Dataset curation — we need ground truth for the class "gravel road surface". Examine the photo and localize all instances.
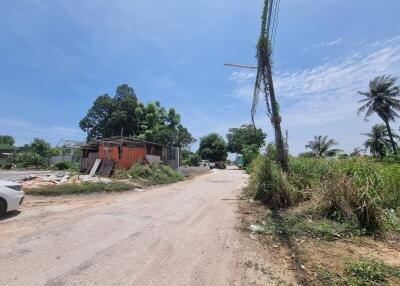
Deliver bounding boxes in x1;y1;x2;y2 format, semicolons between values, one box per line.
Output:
0;169;296;286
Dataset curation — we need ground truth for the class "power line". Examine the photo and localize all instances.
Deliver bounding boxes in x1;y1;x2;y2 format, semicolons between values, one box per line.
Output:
266;0;274;39
271;0;281;49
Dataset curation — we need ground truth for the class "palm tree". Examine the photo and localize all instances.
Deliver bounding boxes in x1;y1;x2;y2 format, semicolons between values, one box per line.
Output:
305;135;342;158
363;124;398;158
358;75;400;153
350;147;363;157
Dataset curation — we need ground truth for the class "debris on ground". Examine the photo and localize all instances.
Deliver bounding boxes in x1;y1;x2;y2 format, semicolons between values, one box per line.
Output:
21;172;112;189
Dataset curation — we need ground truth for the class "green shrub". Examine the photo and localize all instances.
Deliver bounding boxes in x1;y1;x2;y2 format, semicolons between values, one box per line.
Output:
129;162;183;185
247;156;292;209
25;182;133;196
8;152;48;168
113;169;130;179
55;161;71;170
187;153;201;166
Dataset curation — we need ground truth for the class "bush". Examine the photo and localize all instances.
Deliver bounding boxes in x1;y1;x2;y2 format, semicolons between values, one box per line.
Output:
187;153;201;166
129;162;183;185
246;156;292;209
55;161;71;170
113;169;130;179
8;152;47;168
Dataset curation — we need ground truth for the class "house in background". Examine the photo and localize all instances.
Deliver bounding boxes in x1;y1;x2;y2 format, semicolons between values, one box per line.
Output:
80;136;179;177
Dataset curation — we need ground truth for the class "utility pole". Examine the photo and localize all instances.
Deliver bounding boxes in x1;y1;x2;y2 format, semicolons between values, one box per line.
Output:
225;0;288;172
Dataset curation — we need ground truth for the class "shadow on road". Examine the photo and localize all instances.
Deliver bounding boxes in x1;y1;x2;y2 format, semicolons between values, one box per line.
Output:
0;210;21;221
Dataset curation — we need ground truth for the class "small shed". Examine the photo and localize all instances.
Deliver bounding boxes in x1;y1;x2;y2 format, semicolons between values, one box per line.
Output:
80;137;178;176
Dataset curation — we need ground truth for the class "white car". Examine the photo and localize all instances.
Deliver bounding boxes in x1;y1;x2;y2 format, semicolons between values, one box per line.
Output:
0;180;24;217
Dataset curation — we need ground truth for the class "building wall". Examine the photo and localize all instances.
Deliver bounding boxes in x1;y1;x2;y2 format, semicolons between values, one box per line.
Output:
98;144;147;170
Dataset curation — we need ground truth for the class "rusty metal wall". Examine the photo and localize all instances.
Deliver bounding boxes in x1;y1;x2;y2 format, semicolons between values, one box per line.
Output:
116;146;146;170
99;144;119;161
97;143;147;170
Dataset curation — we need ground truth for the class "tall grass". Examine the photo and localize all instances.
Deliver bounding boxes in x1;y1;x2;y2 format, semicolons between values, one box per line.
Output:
246;156;292;209
248;155;400;235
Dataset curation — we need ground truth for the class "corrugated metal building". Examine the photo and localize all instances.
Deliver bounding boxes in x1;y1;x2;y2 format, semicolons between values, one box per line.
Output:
80;137;178;176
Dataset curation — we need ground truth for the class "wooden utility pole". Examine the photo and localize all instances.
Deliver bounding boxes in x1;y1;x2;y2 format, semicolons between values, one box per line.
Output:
225;0;288;172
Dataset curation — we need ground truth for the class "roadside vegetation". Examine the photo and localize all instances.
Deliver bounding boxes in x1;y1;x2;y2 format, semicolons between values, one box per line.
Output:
113;161;183;185
243;154;400;284
242;74;400;286
25;182;134;196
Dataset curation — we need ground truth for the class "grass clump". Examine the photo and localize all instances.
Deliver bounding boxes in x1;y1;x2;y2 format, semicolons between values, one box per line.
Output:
113;169;130;179
129;162;183;185
25;182;133;196
257;210;362;239
246;156;292;209
316;171;384;235
344;257;400;285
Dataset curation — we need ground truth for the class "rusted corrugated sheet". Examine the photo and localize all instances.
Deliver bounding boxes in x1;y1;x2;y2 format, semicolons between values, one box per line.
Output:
116;146;146;170
99;144;119;161
97;143;147;170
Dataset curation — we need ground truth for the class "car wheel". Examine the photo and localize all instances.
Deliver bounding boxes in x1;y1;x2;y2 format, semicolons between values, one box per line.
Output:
0;199;6;217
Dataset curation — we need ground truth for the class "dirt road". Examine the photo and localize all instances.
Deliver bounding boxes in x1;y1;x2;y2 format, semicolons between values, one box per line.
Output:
0;169;296;286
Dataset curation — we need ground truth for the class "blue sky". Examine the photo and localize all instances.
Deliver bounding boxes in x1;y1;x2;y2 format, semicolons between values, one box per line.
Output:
1;0;400;154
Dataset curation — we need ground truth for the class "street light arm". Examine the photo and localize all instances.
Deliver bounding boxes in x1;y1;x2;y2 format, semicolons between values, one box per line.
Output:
224;63;258;69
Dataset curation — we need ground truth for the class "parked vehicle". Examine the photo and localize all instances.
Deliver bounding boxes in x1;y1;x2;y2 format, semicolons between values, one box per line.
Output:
234;155;245;169
0;180;24;217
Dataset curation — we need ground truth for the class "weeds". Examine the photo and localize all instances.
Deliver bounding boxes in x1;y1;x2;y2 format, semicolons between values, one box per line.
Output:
344;257;400;285
246;156;292;209
129;162;183;185
25;182;133;196
248;155;400;236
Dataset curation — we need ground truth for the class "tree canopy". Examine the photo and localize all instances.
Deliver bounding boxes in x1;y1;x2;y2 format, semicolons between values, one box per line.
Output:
80;84;195;150
305;135;342;157
198;133;227;162
358;75;400;153
226;124;266;154
0;135;15;148
363;124;398;158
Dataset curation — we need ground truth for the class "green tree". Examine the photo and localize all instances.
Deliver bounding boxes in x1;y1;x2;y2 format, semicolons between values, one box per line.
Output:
363;124;398;158
188;153;201;167
80;84;195;149
305;135;342;158
30;138;56;158
358;75;400;153
136;103;195;149
0;135;15;148
198;133;227;162
80;84;139;139
226;125;266;154
242;144;260;167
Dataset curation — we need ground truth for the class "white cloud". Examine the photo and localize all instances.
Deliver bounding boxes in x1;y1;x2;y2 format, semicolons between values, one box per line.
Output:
314;38;343;48
229;36;400;154
231;36;400;126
